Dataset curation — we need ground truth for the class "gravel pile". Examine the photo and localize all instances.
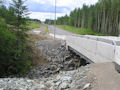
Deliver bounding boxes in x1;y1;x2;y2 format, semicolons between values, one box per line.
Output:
0;65;94;90
27;40;88;79
36;40;68;63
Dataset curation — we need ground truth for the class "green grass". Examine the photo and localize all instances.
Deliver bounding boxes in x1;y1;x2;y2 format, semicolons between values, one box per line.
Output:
57;25;108;36
46;26;49;33
26;21;41;29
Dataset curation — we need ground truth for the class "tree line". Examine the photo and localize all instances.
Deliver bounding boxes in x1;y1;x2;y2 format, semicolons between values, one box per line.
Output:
56;0;120;36
45;19;54;25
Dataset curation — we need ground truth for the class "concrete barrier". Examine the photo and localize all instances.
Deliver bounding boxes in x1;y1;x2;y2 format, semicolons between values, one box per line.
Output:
66;35;120;63
115;46;120;65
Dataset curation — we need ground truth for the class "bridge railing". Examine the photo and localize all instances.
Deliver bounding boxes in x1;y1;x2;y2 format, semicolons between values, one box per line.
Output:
66;35;120;64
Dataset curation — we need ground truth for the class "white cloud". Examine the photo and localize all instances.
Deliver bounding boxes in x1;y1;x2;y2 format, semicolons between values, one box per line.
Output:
29;12;67;21
31;0;98;8
28;0;98;21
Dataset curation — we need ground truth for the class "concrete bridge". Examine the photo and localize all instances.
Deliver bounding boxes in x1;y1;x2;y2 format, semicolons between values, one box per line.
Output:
49;26;120;71
66;35;120;64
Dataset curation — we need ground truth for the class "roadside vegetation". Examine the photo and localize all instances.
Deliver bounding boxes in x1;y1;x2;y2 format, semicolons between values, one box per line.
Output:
57;25;108;36
26;21;41;29
46;26;49;33
0;18;32;77
0;0;41;77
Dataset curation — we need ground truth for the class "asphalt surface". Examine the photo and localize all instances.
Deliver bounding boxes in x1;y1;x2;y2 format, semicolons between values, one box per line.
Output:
48;25;75;36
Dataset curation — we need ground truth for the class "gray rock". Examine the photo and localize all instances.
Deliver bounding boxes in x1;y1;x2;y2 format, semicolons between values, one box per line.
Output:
55;81;61;86
49;86;57;90
39;84;46;89
61;76;72;83
59;81;70;89
83;83;91;90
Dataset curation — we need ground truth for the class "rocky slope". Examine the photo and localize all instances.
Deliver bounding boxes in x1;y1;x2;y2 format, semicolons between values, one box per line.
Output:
0;27;95;90
0;65;95;90
27;40;89;79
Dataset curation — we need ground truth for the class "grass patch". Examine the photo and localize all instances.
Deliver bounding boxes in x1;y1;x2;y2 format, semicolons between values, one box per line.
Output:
26;21;41;29
46;26;49;33
57;25;108;36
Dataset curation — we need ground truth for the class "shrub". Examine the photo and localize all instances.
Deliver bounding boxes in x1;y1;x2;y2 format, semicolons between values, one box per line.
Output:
0;17;6;28
46;26;49;33
0;18;32;77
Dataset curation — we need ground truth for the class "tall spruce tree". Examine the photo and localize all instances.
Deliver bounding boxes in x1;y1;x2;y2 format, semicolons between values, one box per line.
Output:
11;0;28;28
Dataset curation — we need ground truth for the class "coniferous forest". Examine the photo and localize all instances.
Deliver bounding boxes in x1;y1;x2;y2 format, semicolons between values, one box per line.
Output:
56;0;120;36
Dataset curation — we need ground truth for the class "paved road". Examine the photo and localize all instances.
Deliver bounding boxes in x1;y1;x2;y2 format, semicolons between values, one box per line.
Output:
48;26;75;36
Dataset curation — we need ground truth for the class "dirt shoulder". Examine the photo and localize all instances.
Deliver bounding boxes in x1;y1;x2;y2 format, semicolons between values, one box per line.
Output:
90;62;120;90
27;25;49;67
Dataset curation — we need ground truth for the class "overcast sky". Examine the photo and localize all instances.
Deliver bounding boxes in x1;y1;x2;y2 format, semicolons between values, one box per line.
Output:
17;0;98;21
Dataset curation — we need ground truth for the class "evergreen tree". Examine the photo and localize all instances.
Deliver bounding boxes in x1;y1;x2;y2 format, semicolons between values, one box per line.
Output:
11;0;29;28
56;0;120;36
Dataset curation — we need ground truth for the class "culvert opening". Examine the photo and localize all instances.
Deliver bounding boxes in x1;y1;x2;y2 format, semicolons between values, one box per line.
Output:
80;58;90;66
62;50;90;71
65;46;90;70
